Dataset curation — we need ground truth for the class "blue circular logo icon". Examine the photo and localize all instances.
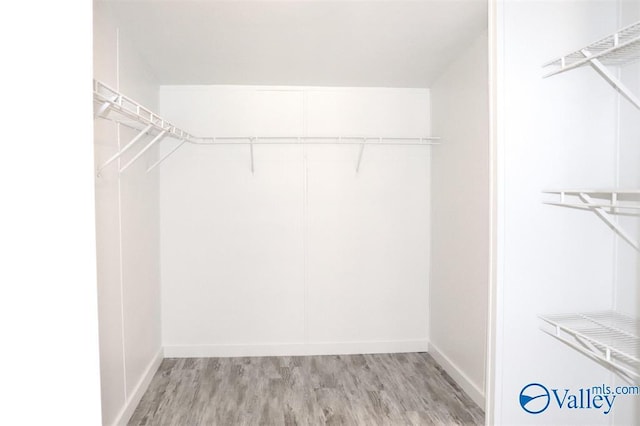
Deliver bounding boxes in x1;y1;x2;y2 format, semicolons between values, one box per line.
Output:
519;383;550;414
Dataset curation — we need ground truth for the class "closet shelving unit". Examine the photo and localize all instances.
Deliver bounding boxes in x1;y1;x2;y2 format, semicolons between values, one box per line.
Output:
93;79;440;175
543;20;640;110
540;312;640;381
540;21;640;382
543;189;640;252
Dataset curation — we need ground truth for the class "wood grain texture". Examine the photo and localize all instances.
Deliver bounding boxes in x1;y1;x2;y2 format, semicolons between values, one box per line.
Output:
129;353;484;426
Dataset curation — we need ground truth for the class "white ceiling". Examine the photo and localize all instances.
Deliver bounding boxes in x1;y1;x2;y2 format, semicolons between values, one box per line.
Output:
107;0;487;88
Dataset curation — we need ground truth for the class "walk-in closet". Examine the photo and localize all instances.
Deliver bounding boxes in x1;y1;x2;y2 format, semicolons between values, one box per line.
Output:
3;0;640;425
92;1;490;424
91;0;640;424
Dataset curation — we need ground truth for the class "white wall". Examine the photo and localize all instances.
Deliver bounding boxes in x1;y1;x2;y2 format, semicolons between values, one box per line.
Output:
612;2;640;424
493;1;637;424
430;30;489;409
614;0;640;324
94;2;163;425
0;0;102;424
159;86;431;356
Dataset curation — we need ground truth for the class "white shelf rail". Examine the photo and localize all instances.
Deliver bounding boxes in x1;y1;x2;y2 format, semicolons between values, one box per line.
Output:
93;79;440;175
543;189;640;252
543;20;640;110
540;311;640;382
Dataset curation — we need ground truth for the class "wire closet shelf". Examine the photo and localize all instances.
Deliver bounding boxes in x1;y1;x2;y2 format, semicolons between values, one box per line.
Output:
539;21;640;384
93;80;440;175
543;20;640;110
540;311;640;382
542;189;640;252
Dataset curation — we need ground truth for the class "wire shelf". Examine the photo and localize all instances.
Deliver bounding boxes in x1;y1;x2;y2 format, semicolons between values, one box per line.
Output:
94;80;197;143
540;311;640;381
542;189;640;252
93;79;440;174
542;21;640;110
543;189;640;212
544;21;640;76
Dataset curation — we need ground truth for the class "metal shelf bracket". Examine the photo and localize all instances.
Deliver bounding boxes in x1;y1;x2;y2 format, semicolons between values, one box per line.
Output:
540;311;640;383
96;123;153;177
583;51;640;110
146;139;187;173
94;94;118;119
355;138;366;173
543;189;640;252
543;20;640;111
250;137;255;174
120;130;167;174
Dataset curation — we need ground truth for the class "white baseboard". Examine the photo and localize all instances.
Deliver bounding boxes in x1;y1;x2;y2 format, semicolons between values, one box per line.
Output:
428;342;485;409
113;347;164;426
163;339;428;358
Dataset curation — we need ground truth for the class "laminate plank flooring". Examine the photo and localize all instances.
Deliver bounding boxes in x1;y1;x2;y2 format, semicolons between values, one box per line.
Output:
129;352;484;426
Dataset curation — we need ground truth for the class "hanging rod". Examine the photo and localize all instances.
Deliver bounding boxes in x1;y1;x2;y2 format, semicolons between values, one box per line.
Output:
189;136;440;145
100;117;439;146
93;79;440;175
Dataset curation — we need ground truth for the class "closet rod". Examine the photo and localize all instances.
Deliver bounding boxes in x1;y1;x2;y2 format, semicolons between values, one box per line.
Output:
189;136;440;145
94;79;440;174
102;118;440;145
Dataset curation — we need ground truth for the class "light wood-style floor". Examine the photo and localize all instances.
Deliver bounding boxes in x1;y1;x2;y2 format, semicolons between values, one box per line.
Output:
129;352;484;426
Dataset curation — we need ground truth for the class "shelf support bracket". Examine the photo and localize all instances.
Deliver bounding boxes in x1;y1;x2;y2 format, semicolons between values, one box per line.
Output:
94;97;116;119
579;192;640;251
541;328;640;383
120;130;167;173
250;138;255;174
582;50;640;110
146;139;187;173
356;138;366;173
97;124;153;176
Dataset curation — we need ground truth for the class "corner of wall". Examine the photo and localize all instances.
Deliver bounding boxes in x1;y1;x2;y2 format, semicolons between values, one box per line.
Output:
429;28;489;410
94;5;164;424
428;343;485;409
113;348;164;426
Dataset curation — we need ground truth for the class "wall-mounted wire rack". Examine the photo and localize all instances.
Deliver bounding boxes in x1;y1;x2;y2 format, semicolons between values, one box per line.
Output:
543;20;640;110
540;21;640;384
540;311;640;382
93;79;440;175
543;189;640;252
